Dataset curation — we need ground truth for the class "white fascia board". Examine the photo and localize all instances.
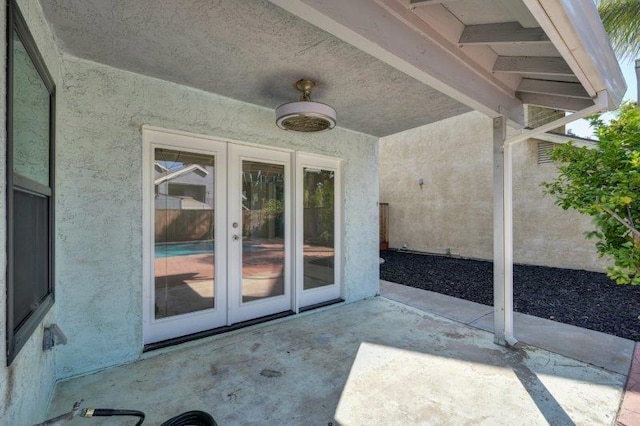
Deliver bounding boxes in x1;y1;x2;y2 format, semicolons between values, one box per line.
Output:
270;0;525;127
523;0;626;110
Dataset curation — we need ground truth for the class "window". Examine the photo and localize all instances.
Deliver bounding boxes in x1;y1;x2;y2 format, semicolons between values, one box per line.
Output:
6;1;56;364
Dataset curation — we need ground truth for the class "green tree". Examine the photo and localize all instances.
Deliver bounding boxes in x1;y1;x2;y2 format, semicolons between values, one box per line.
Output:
598;0;640;62
543;102;640;284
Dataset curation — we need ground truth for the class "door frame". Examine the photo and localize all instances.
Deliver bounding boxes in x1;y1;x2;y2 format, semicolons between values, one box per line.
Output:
227;143;294;324
295;153;343;308
142;126;343;345
142;127;228;344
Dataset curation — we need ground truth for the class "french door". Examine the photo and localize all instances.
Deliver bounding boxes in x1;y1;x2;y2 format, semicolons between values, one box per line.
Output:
228;144;292;324
143;128;340;345
143;129;291;343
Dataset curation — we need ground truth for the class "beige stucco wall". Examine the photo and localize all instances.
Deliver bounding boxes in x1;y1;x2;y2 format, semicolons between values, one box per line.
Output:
379;110;607;272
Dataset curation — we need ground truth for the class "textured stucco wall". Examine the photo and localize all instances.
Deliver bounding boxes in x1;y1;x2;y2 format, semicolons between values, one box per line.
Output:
54;56;378;379
0;1;61;425
379;110;606;272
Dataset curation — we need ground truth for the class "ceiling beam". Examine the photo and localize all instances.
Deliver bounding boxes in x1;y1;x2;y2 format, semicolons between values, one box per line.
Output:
517;79;590;99
270;0;524;126
497;0;539;28
409;0;456;5
522;0;625;110
459;22;549;45
494;56;574;76
517;92;594;111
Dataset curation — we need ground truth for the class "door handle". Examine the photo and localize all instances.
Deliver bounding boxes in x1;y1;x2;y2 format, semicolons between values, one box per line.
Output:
232;235;241;242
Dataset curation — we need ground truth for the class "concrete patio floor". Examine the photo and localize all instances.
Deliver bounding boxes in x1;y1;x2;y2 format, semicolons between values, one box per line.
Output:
46;286;632;425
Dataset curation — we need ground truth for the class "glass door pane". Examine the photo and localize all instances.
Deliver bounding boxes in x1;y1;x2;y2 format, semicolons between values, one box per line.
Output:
228;144;291;324
241;161;285;302
302;168;335;290
154;148;216;318
297;153;341;308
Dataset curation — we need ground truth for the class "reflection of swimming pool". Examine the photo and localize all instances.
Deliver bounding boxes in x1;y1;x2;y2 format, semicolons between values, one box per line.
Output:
155;241;214;258
154;241;261;258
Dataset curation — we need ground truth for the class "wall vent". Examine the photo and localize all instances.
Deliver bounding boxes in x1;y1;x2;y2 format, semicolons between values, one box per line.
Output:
537;141;555;165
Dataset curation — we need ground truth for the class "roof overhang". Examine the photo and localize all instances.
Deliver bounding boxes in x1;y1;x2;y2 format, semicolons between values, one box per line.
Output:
523;0;626;110
534;131;598;149
271;0;626;127
154;164;209;186
39;0;625;134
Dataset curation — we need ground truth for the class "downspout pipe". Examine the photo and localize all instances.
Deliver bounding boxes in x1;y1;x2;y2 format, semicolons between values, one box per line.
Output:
636;59;640;105
497;91;608;347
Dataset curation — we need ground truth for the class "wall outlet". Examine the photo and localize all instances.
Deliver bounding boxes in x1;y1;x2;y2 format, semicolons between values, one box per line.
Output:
401;243;408;249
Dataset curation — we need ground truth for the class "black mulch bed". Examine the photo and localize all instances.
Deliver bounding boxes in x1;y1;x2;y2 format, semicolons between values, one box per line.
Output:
380;250;640;341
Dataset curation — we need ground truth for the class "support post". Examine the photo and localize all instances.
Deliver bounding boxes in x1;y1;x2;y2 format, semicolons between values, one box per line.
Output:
493;116;516;346
491;91;608;347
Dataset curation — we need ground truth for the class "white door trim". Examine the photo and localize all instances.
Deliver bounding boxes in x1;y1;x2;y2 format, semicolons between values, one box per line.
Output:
142;128;228;344
227;144;294;324
296;153;343;308
142;126;343;344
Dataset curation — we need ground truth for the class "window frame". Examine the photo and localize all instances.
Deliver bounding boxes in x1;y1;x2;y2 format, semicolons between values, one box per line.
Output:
6;0;56;364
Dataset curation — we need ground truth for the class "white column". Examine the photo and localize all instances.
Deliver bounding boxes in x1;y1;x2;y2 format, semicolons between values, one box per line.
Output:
493;116;516;346
493;91;608;347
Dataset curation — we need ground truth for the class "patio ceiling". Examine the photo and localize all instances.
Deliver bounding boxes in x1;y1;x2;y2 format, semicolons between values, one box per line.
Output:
38;0;471;137
273;0;626;126
39;0;624;137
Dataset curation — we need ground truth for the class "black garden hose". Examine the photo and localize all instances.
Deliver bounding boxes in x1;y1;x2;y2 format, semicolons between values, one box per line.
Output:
161;410;217;426
83;408;145;426
39;401;216;426
81;406;215;425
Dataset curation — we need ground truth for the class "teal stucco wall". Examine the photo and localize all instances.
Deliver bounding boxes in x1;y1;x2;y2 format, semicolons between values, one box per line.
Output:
1;1;380;423
0;1;62;424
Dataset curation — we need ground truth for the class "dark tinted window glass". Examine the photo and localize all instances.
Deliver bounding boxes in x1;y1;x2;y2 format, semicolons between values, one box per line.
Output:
12;190;49;329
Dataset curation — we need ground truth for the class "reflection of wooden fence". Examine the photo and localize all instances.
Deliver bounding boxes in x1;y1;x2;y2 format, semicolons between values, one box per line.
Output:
379;203;389;251
155;210;213;242
243;210;283;238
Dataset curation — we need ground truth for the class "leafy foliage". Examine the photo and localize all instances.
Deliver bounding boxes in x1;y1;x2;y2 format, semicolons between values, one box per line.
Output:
262;199;284;217
543;102;640;284
598;0;640;62
303;170;335;246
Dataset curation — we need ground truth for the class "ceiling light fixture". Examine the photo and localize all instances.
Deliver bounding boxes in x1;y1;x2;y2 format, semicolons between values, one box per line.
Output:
276;79;336;132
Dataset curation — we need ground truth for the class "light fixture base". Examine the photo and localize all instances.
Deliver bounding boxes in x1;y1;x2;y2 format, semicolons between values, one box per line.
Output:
295;79;316;101
276;79;336;132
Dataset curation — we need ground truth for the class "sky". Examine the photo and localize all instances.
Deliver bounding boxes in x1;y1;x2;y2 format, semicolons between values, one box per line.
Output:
566;60;638;138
